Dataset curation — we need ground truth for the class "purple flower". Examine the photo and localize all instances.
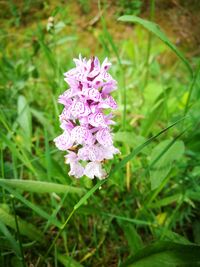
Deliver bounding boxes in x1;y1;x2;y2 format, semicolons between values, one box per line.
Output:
54;130;73;151
54;55;120;179
84;162;107;180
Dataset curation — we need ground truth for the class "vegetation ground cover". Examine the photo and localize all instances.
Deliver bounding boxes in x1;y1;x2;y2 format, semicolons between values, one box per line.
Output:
0;1;200;266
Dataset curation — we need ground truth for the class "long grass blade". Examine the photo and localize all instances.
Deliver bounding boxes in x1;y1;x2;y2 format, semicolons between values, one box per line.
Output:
0;179;85;195
118;15;193;76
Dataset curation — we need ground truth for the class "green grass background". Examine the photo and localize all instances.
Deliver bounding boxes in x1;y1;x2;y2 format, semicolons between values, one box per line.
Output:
0;0;200;266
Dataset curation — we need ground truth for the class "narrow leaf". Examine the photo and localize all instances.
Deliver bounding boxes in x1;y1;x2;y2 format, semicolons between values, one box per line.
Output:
57;253;83;267
110;118;184;175
118;221;143;255
0;183;62;228
0;179;85;195
149;140;185;189
118;15;193;76
121;241;200;267
17;95;32;145
0;207;43;242
0;221;21;256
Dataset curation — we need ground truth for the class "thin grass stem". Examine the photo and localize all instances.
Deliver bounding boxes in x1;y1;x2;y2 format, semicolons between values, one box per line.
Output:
184;60;200;116
11;195;26;267
144;0;155;88
44;208;75;260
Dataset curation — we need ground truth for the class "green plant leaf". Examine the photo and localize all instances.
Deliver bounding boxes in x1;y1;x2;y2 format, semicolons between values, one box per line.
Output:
0;179;85;195
17;95;32;146
118;221;143;255
0;221;21;256
30;108;54;136
141;87;172;136
149;193;181;208
118;15;193;76
193;221;200;245
114;132;145;148
111;119;184;176
0;183;62;228
154;228;192;245
121;241;200;267
149;140;185;190
0;207;43;242
57;253;83;267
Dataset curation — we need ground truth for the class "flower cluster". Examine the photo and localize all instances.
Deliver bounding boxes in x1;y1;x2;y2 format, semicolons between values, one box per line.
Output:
54;55;119;179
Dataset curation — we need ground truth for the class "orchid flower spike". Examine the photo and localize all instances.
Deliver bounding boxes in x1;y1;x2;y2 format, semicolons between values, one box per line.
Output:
54;55;120;179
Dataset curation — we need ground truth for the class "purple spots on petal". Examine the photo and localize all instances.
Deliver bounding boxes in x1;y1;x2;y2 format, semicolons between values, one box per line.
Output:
54;55;119;179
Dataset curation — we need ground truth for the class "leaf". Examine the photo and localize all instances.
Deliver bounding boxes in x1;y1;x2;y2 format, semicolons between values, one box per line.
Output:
154;228;192;245
100;13;121;65
114;132;145;148
149;194;181;208
149;140;185;190
57;253;83;267
0;221;21;256
49;36;78;47
184;60;200;115
141;87;172;136
191;166;200;177
118;221;143;255
187;191;200;201
111;119;184;176
114;132;136;147
11;256;24;267
121;241;200;267
37;25;57;71
103;212;155;227
0;131;36;175
193;221;200;245
30;108;54;135
118;15;193;76
17;95;32;143
0;207;43;242
0;183;62;228
74;180;103;210
0;179;85;195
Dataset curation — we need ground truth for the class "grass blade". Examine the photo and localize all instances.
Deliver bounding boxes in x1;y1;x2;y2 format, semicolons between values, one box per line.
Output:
0;207;43;242
118;15;193;76
0;179;85;195
0;183;62;228
110;118;184;175
11;196;26;267
0;221;21;256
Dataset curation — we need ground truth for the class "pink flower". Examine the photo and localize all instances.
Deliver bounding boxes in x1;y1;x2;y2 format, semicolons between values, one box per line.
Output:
71;126;95;145
54;130;73;151
96;128;113;146
54;55;120;179
84;162;107;180
70;100;91;118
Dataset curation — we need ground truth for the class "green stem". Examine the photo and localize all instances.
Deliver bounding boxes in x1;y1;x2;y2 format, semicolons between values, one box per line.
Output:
184;61;200;116
43;180;105;262
1;149;5;202
144;0;155;88
98;0;126;129
44;208;75;260
161;195;183;239
11;196;26;267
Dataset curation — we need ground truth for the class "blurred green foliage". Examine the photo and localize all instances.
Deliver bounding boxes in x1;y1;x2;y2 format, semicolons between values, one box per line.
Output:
0;0;200;266
117;0;142;15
